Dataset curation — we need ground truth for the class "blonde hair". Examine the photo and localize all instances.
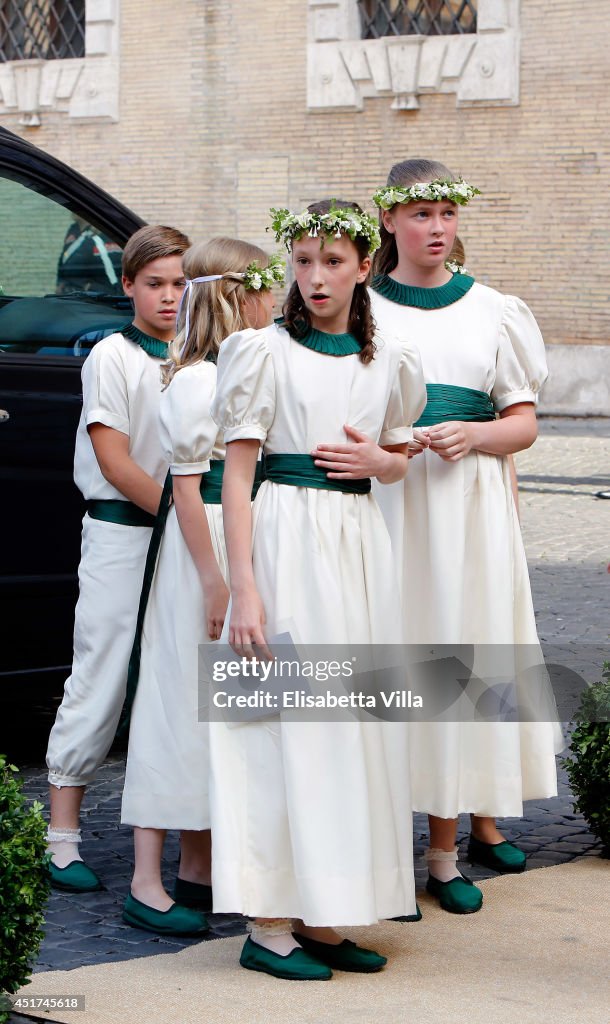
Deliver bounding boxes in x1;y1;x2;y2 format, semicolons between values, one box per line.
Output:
162;237;270;386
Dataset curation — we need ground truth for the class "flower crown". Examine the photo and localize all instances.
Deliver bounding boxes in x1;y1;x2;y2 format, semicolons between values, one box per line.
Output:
445;260;470;276
372;178;480;210
269;204;381;254
242;253;285;290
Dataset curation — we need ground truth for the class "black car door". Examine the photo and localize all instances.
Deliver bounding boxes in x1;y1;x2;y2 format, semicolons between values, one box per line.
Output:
0;127;145;699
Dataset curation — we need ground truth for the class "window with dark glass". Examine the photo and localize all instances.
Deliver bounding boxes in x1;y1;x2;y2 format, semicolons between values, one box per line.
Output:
358;0;477;38
0;0;85;62
0;172;126;356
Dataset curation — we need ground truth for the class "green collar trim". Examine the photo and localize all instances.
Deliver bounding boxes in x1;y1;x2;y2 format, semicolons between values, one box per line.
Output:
371;272;475;309
278;320;361;356
121;322;169;358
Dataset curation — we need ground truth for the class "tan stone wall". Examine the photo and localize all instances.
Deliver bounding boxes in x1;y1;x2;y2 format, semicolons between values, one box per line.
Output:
4;0;609;346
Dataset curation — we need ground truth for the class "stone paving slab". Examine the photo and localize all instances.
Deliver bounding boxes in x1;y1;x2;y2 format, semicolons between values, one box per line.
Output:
5;418;608;982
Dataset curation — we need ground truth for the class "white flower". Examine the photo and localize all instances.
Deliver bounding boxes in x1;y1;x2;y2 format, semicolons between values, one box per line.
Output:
373;177;480;210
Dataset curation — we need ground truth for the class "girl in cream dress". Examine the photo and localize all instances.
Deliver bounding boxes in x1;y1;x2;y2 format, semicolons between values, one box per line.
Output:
360;160;561;914
209;201;426;981
120;238;278;935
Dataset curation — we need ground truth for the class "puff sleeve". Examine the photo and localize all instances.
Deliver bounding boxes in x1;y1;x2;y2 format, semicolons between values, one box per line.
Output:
379;340;427;446
491;296;548;412
82;335;130;434
159;362;218;475
211;328;276;443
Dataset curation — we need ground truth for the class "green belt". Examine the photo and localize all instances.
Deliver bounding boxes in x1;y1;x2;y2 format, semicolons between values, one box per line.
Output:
200;459;224;504
263;453;371;495
117;459;263;736
200;459;264;503
86;499;156;528
414;383;496;428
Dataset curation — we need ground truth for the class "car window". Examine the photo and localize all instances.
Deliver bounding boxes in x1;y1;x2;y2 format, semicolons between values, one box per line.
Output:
0;173;130;357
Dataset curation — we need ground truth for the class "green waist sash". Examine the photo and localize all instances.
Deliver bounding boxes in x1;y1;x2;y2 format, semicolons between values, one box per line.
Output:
263;453;371;495
415;383;496;428
200;459;224;504
200;459;264;503
117;459;263;736
86;499;156;528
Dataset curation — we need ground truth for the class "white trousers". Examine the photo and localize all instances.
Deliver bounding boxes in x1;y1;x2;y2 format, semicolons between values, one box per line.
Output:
46;514;152;787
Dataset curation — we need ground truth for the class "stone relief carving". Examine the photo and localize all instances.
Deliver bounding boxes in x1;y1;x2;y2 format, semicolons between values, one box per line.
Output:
0;0;120;124
307;0;519;110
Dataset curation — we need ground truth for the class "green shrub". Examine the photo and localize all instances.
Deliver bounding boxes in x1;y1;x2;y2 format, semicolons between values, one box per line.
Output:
563;663;610;856
0;755;49;1019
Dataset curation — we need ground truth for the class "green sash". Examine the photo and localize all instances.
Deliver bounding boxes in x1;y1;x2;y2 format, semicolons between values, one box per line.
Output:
200;459;224;504
263;453;371;495
415;383;496;428
86;499;156;528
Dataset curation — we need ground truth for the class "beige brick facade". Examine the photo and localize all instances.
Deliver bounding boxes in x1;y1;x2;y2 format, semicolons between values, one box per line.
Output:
2;0;609;403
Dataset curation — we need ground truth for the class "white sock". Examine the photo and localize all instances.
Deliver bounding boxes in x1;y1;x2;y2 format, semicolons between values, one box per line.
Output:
425;846;461;883
47;827;83;868
249;919;300;957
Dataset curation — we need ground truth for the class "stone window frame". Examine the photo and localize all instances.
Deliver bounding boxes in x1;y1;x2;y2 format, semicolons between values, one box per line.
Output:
0;0;120;125
307;0;520;111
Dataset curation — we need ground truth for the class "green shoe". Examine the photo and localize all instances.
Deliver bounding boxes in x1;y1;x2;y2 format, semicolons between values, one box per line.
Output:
239;936;332;981
48;859;103;893
426;872;483;914
391;902;422;923
122;892;209;936
173;876;213;912
467;835;526;873
293;934;387;973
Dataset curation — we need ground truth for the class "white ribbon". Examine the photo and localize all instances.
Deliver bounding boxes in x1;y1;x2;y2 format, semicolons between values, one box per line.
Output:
178;275;225;357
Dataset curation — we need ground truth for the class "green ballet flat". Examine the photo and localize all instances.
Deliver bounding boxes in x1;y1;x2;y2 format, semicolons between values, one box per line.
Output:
467;835;527;873
391;903;422;923
293;934;387;973
48;859;103;893
122;892;209;936
173;876;213;912
239;936;332;981
426;872;483;914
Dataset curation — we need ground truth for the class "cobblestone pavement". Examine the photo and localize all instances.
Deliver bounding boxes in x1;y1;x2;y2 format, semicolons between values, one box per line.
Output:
9;418;610;981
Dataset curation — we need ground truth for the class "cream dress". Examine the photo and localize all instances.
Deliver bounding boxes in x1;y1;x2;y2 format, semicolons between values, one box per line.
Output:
370;278;563;818
208;322;426;926
121;360;227;831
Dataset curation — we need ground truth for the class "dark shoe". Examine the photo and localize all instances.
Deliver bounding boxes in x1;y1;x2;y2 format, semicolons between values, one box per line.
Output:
391;902;422;923
122;892;209;935
426;872;483;914
48;859;103;893
468;834;526;873
173;876;213;912
239;936;332;980
293;934;387;973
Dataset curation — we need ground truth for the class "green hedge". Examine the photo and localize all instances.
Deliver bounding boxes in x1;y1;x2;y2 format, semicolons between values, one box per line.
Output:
563;662;610;856
0;755;49;1020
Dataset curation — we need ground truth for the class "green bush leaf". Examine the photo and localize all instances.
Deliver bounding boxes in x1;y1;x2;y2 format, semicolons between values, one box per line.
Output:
562;662;610;854
0;754;49;999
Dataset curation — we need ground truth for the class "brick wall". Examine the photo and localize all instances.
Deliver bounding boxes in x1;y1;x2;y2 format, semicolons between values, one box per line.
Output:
4;0;609;347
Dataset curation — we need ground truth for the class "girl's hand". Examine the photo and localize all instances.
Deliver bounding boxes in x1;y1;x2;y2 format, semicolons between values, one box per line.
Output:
312;424;391;479
229;586;272;660
426;421;477;462
408;428;430;458
202;571;230;640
